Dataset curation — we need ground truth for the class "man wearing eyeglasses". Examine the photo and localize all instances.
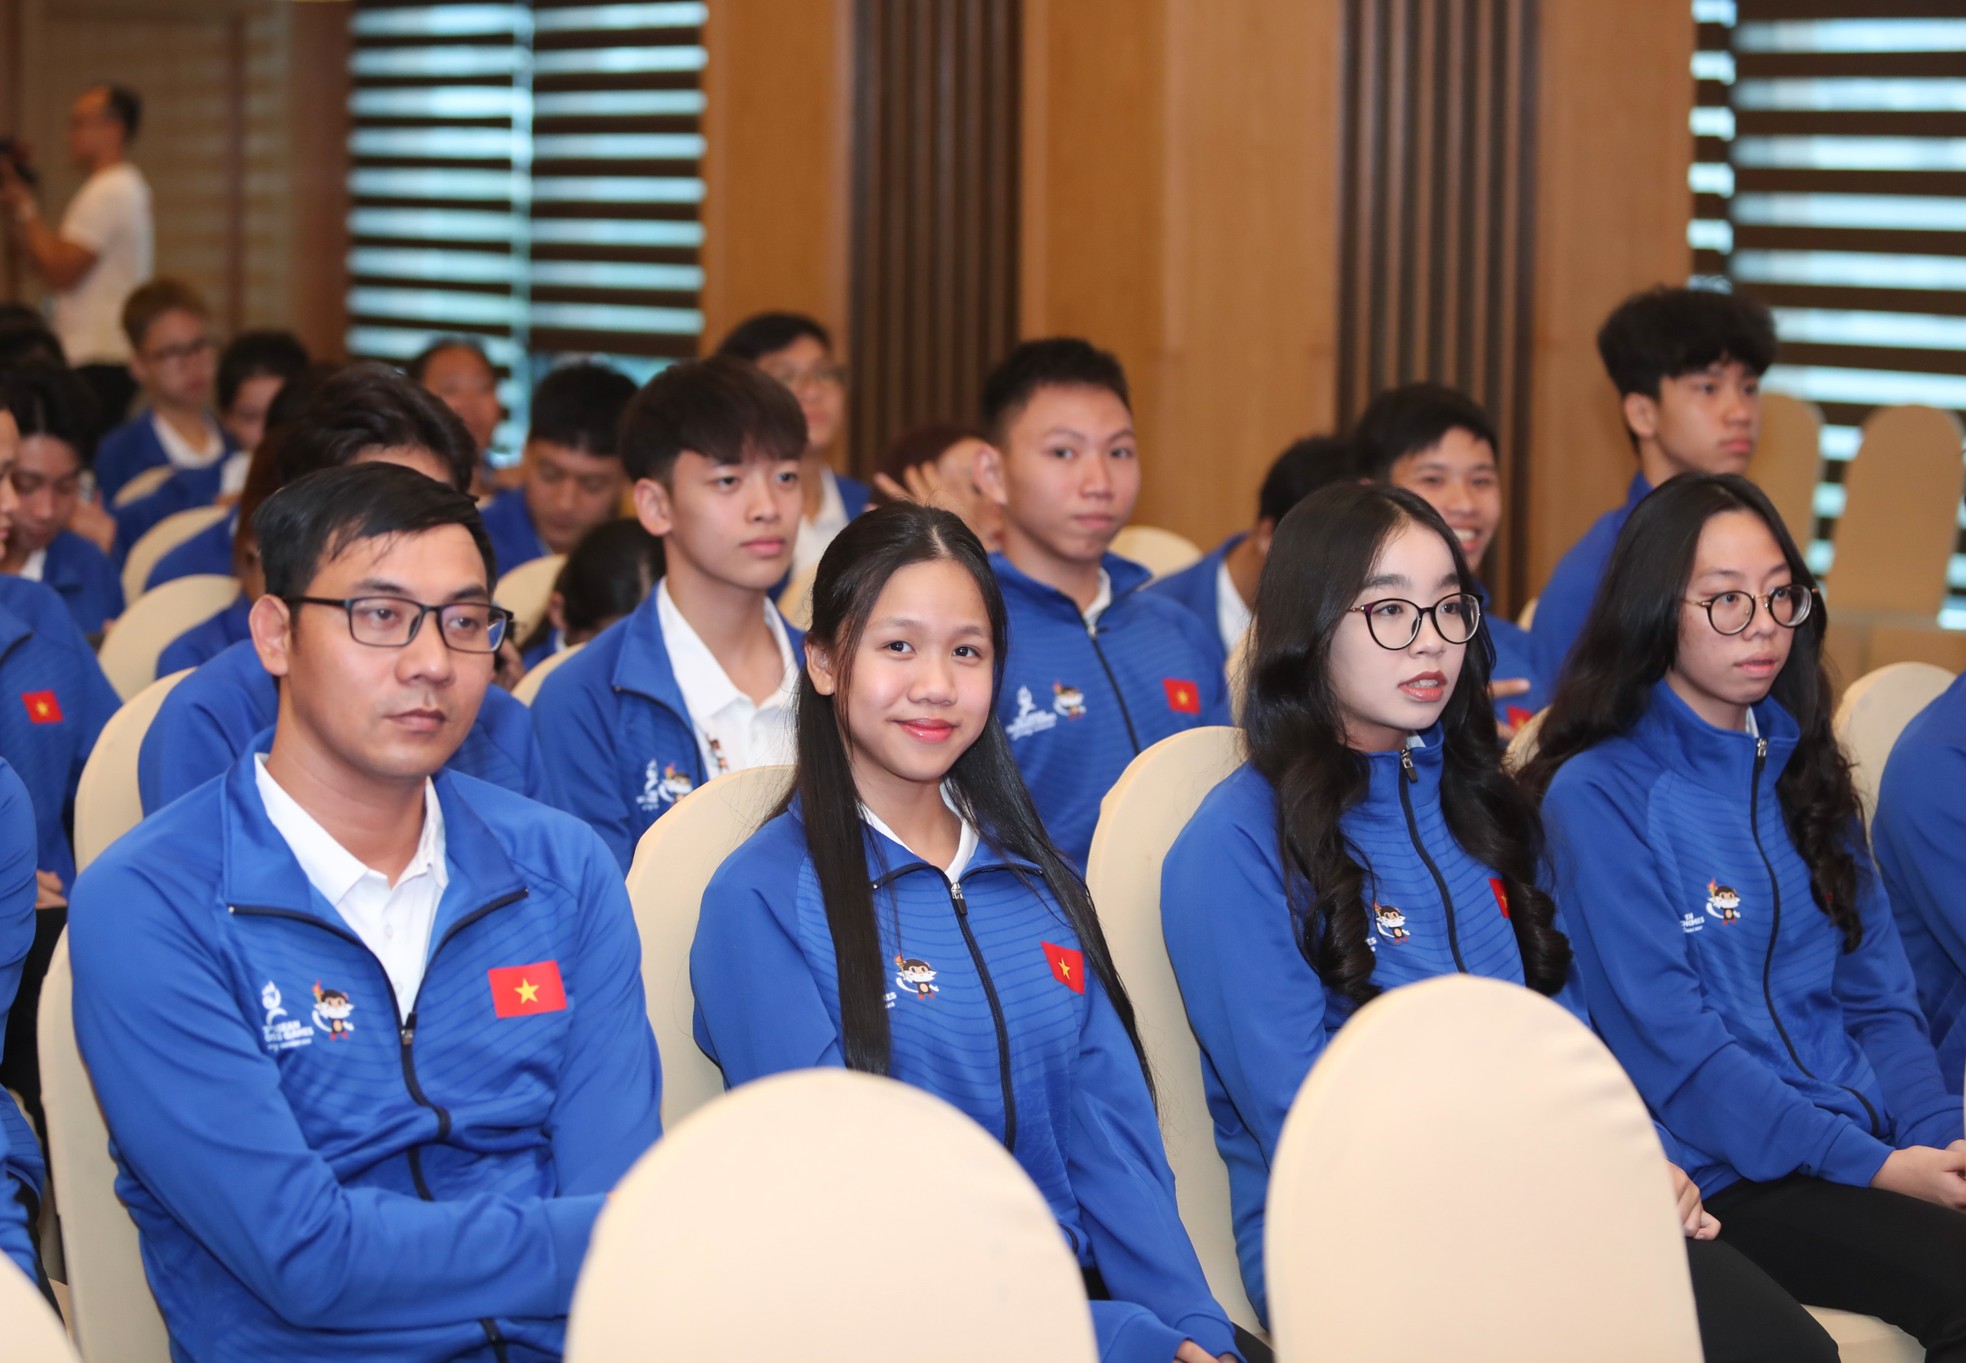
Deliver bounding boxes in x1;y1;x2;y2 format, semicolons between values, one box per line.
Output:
69;461;664;1363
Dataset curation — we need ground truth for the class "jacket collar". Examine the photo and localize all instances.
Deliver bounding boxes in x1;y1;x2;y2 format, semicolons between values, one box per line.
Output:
784;796;1044;883
1625;471;1653;510
609;590;806;713
1632;678;1799;796
1354;726;1446;821
988;550;1154;623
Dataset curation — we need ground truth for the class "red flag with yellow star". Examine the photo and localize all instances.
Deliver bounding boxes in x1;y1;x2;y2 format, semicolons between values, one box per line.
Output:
1162;678;1200;714
20;691;60;725
1041;940;1085;994
487;960;566;1018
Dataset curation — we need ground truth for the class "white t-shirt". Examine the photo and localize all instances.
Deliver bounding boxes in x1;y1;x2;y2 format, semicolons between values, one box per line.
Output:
52;162;153;365
656;580;800;777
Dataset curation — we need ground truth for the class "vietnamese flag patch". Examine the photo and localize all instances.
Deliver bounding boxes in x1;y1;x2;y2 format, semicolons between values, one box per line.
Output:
1505;704;1534;729
1041;941;1086;994
1490;878;1510;919
488;960;567;1018
20;691;60;725
1163;678;1201;714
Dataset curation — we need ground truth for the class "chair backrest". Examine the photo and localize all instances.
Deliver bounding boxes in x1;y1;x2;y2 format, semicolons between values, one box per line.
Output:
1515;595;1538;630
1833;660;1955;824
109;464;174;510
1748;391;1825;546
1831;404;1966;616
566;1069;1097;1363
95;575;239;702
1267;974;1701;1362
1225;626;1252;726
776;562;820;632
1111;524;1204;578
624;764;793;1130
0;1228;81;1362
74;669;190;871
120;505;230;604
510;641;586;707
1083;726;1260;1334
492;553;565;642
40;936;173;1363
1502;705;1548;775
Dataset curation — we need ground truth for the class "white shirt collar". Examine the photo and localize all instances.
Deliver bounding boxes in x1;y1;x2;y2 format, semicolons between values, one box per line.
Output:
1214;557;1252;654
1744;707;1760;739
791;467;850;574
151;409;226;470
1083;568;1114;627
862;785;979;881
17;548;46;582
253;755;447;901
657;579;798;718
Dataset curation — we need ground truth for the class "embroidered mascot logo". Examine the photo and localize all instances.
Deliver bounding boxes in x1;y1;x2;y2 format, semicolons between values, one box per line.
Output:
894;955;938;1000
1051;682;1087;719
1005;685;1059;741
1373;902;1412;945
635;760;694;812
260;981;313;1052
1706;880;1743;924
311;982;355;1040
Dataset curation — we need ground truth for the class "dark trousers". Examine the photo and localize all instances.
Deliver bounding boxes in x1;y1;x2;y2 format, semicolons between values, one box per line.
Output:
74;362;135;430
1687;1234;1837;1363
0;906;64;1142
1707;1174;1966;1362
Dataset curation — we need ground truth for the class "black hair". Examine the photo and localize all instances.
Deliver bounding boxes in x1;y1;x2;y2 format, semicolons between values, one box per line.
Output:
276;362;475;492
255;461;496;601
714;311;832;362
405;336;495;384
515;518;662;655
0;315;62;369
1;360;100;464
1519;473;1862;948
1349;383;1500;483
1597;285;1777;401
217;330;309;414
978;338;1130;447
616;355;806;484
873;423;986;503
1244;482;1571;1004
790;501;1152;1086
99;85;141;141
527;361;637;456
232;362;346;565
1258;434;1354;527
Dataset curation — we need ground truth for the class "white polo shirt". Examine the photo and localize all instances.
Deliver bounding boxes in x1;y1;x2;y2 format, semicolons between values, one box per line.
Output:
52;162;152;365
656;579;799;777
1214;558;1253;655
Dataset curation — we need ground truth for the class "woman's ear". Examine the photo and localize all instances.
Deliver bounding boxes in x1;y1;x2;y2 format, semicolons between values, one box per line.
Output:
806;640;838;696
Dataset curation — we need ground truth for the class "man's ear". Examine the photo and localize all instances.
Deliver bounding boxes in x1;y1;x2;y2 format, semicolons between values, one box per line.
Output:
1252;516;1277;557
249;594;295;680
806;640;838;697
1622;391;1661;444
973;443;1009;509
632;476;674;537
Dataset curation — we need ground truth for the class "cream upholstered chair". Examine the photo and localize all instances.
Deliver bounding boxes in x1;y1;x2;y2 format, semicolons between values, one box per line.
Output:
566;1069;1097;1363
1111;524;1205;578
108;463;174;510
1831;405;1966;617
0;1233;81;1361
1266;974;1702;1361
74;669;190;870
1515;595;1538;630
492;553;565;642
1225;627;1252;726
1084;725;1260;1335
119;505;229;604
1748;391;1825;546
624;764;792;1130
1502;705;1548;774
95;576;239;702
1833;661;1954;825
1804;1309;1919;1363
776;561;820;631
39;936;172;1363
510;640;586;707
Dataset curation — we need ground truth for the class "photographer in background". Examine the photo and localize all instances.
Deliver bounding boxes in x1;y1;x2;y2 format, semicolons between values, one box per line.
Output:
0;85;153;423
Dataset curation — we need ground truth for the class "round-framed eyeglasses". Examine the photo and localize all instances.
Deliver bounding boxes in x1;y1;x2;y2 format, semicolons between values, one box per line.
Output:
1682;585;1814;637
1346;592;1484;650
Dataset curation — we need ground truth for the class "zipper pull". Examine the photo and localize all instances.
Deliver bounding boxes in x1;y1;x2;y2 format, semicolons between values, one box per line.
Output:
950;882;968;915
400;1010;416;1047
1755;737;1768;760
1399;747;1418;783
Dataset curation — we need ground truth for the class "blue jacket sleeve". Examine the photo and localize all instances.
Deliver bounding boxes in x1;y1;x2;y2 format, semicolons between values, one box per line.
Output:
0;762;45;1208
70;860;605;1330
1162;604;1232;726
0;1119;34;1280
532;660;638;873
544;834;664;1191
1544;765;1895;1190
138;687;249;815
1835;862;1958;1149
1874;740;1966;1023
1069;970;1239;1363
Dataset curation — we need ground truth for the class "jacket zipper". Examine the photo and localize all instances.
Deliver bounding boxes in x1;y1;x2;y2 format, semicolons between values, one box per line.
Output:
1085;620;1143;754
1745;738;1880;1135
947;879;1019;1152
1398;748;1467;972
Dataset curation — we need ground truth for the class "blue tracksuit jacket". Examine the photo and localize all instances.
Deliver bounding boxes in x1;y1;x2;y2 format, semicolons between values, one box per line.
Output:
69;761;664;1362
138;639;548;815
157;595;251;678
111;463;225;565
1143;533;1239;664
692;806;1239;1363
1543;682;1956;1197
480;488;547;577
531;592;804;873
0;575;119;889
1531;471;1650;681
1162;734;1585;1325
1486;614;1548;728
0;760;44;1278
93;413;236;505
36;529;124;637
144;508;237;591
1872;669;1966;1092
992;553;1229;867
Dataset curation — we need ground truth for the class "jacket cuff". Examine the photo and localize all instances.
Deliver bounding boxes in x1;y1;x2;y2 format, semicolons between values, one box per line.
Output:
1813;1121;1894;1189
1091;1298;1188;1363
542;1193;608;1308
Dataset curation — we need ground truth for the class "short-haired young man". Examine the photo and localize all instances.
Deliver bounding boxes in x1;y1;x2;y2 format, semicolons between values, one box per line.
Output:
1145;434;1352;662
0;361;123;636
533;355;807;871
974;337;1229;867
1532;285;1775;678
139;364;546;812
92;277;231;504
71;462;663;1363
479;361;636;572
1351;381;1545;733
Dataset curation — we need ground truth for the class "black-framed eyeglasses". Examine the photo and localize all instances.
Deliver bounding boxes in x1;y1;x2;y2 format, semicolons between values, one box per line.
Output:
1683;585;1815;637
1346;592;1484;650
287;596;512;654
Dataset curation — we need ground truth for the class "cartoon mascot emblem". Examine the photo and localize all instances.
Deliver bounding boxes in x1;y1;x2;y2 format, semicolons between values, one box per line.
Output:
311;982;355;1039
894;955;938;1000
1706;881;1742;924
637;760;694;811
1372;902;1411;944
1052;683;1087;719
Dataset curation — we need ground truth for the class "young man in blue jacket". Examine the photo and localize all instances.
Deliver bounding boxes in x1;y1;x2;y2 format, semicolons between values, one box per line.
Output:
70;462;664;1363
974;338;1229;867
0;361;122;636
533;356;808;872
1532;286;1774;680
479;361;636;576
138;364;545;813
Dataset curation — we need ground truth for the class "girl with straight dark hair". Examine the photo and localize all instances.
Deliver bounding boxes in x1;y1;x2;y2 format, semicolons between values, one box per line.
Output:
691;502;1246;1363
1526;473;1966;1353
1164;481;1835;1360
